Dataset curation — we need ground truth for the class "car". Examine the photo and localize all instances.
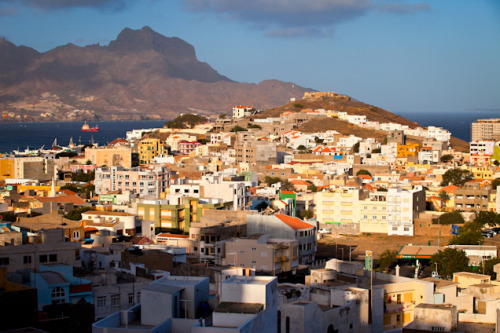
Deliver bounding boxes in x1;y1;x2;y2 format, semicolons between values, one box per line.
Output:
318;228;331;234
482;230;494;238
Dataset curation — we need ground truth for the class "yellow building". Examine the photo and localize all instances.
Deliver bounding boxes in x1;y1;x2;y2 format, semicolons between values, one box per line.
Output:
471;166;494;180
0;158;14;180
138;138;167;166
85;146;132;168
397;143;420;157
359;192;388;234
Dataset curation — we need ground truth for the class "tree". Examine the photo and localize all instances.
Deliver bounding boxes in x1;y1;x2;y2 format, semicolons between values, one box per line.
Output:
449;221;483;245
64;207;93;221
230;126;248;132
438;190;450;211
314;137;324;144
218;114;226;119
356;169;372;177
307;183;318;192
440;154;454;163
61;184;79;193
483;257;500;279
474;211;500;228
297;145;307;151
255;201;269;212
352;142;360;153
372;148;381;154
247;124;262;129
300;209;314;220
433;211;464;225
430;248;470;278
293;103;304;109
165;114;207;129
378;250;398;272
440;169;472;186
491;178;500;190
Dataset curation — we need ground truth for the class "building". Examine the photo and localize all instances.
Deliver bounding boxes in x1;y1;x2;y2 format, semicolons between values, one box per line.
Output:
315;186;365;234
397;143;420;157
454;182;491;212
471;118;500;141
94;165;170;197
81;210;154;239
92;275;278;333
10;264;93;311
219;234;298;275
247;214;316;265
403;304;458;333
387;185;426;236
137;197;231;232
178;141;201;155
0;228;81;273
233;105;253;119
85;146;132;169
235;141;277;167
138;138;168;165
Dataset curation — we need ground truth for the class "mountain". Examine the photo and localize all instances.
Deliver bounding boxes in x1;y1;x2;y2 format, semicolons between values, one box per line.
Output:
0;27;309;121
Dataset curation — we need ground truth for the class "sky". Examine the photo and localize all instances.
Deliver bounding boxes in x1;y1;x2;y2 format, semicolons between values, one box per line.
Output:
0;0;499;114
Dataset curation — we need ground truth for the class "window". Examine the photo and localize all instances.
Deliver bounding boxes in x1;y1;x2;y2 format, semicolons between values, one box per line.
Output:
72;230;80;240
0;257;9;266
39;255;48;263
96;296;106;308
52;287;65;304
128;293;134;304
137;292;140;303
111;294;120;307
49;254;57;262
23;256;32;264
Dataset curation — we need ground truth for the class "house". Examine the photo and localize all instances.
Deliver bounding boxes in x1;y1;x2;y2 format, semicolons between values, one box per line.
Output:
247;214;316;265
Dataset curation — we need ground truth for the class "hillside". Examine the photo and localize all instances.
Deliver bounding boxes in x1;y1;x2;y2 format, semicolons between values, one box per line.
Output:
0;27;310;122
262;93;469;151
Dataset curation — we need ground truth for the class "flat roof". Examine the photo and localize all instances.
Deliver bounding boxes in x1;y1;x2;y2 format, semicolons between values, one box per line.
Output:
215;302;263;314
143;283;184;295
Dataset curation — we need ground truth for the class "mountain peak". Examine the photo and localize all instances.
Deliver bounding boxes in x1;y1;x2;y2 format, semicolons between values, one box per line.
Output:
109;26;196;59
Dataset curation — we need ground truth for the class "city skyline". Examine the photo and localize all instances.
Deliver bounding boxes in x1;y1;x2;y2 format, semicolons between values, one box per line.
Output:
0;0;499;114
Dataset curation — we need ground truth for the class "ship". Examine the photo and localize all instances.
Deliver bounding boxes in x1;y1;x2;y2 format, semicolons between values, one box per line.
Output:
82;122;99;132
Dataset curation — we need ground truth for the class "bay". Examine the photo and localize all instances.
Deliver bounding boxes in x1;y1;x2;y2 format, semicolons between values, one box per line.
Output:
0;120;166;154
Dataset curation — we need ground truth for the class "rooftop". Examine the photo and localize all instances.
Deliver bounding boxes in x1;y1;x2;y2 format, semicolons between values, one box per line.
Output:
275;214;314;231
215;302;263;314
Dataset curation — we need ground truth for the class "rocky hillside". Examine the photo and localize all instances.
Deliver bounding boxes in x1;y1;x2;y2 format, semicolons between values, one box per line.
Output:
0;27;309;121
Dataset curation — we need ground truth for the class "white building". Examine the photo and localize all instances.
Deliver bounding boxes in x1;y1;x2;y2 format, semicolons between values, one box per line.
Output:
470;140;495;155
232;105;253;119
387;186;426;236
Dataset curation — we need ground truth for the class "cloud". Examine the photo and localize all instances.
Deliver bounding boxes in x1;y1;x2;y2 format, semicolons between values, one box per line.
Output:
0;0;134;11
183;0;430;37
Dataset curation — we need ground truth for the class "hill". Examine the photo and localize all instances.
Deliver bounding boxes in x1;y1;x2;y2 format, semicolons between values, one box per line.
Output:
0;27;309;122
261;93;469;151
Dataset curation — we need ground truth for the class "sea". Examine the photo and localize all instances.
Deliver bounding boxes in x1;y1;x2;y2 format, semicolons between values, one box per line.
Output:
0;120;166;154
0;111;499;154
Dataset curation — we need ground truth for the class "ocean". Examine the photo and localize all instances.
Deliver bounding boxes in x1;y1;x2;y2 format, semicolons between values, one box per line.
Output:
0;111;498;154
396;110;500;142
0;120;166;154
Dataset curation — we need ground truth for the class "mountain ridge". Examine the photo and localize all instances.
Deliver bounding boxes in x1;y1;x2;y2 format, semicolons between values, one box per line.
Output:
0;26;308;121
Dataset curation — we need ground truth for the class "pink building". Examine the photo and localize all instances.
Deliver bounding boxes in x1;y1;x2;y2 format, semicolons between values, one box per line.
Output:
178;141;201;155
95;165;170;197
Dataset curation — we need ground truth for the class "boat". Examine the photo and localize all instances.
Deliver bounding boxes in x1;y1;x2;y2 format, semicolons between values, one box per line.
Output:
82;122;99;132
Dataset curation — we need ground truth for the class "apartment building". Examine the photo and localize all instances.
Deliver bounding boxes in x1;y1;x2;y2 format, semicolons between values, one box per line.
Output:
454;182;491;212
233;105;253;118
471;118;500;141
235;141;277;166
138;138;168;165
470;140;495;155
359;191;389;234
387;186;426;236
397;143;420;157
314;186;365;234
94;164;169;197
247;214;316;265
219;234;298;274
137;197;230;232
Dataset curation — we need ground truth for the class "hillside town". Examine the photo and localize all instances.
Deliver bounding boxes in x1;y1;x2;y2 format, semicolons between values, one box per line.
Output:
2;92;500;333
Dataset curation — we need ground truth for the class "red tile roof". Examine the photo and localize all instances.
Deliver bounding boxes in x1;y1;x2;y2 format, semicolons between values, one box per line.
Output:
290;179;310;186
275;214;313;230
280;191;295;194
